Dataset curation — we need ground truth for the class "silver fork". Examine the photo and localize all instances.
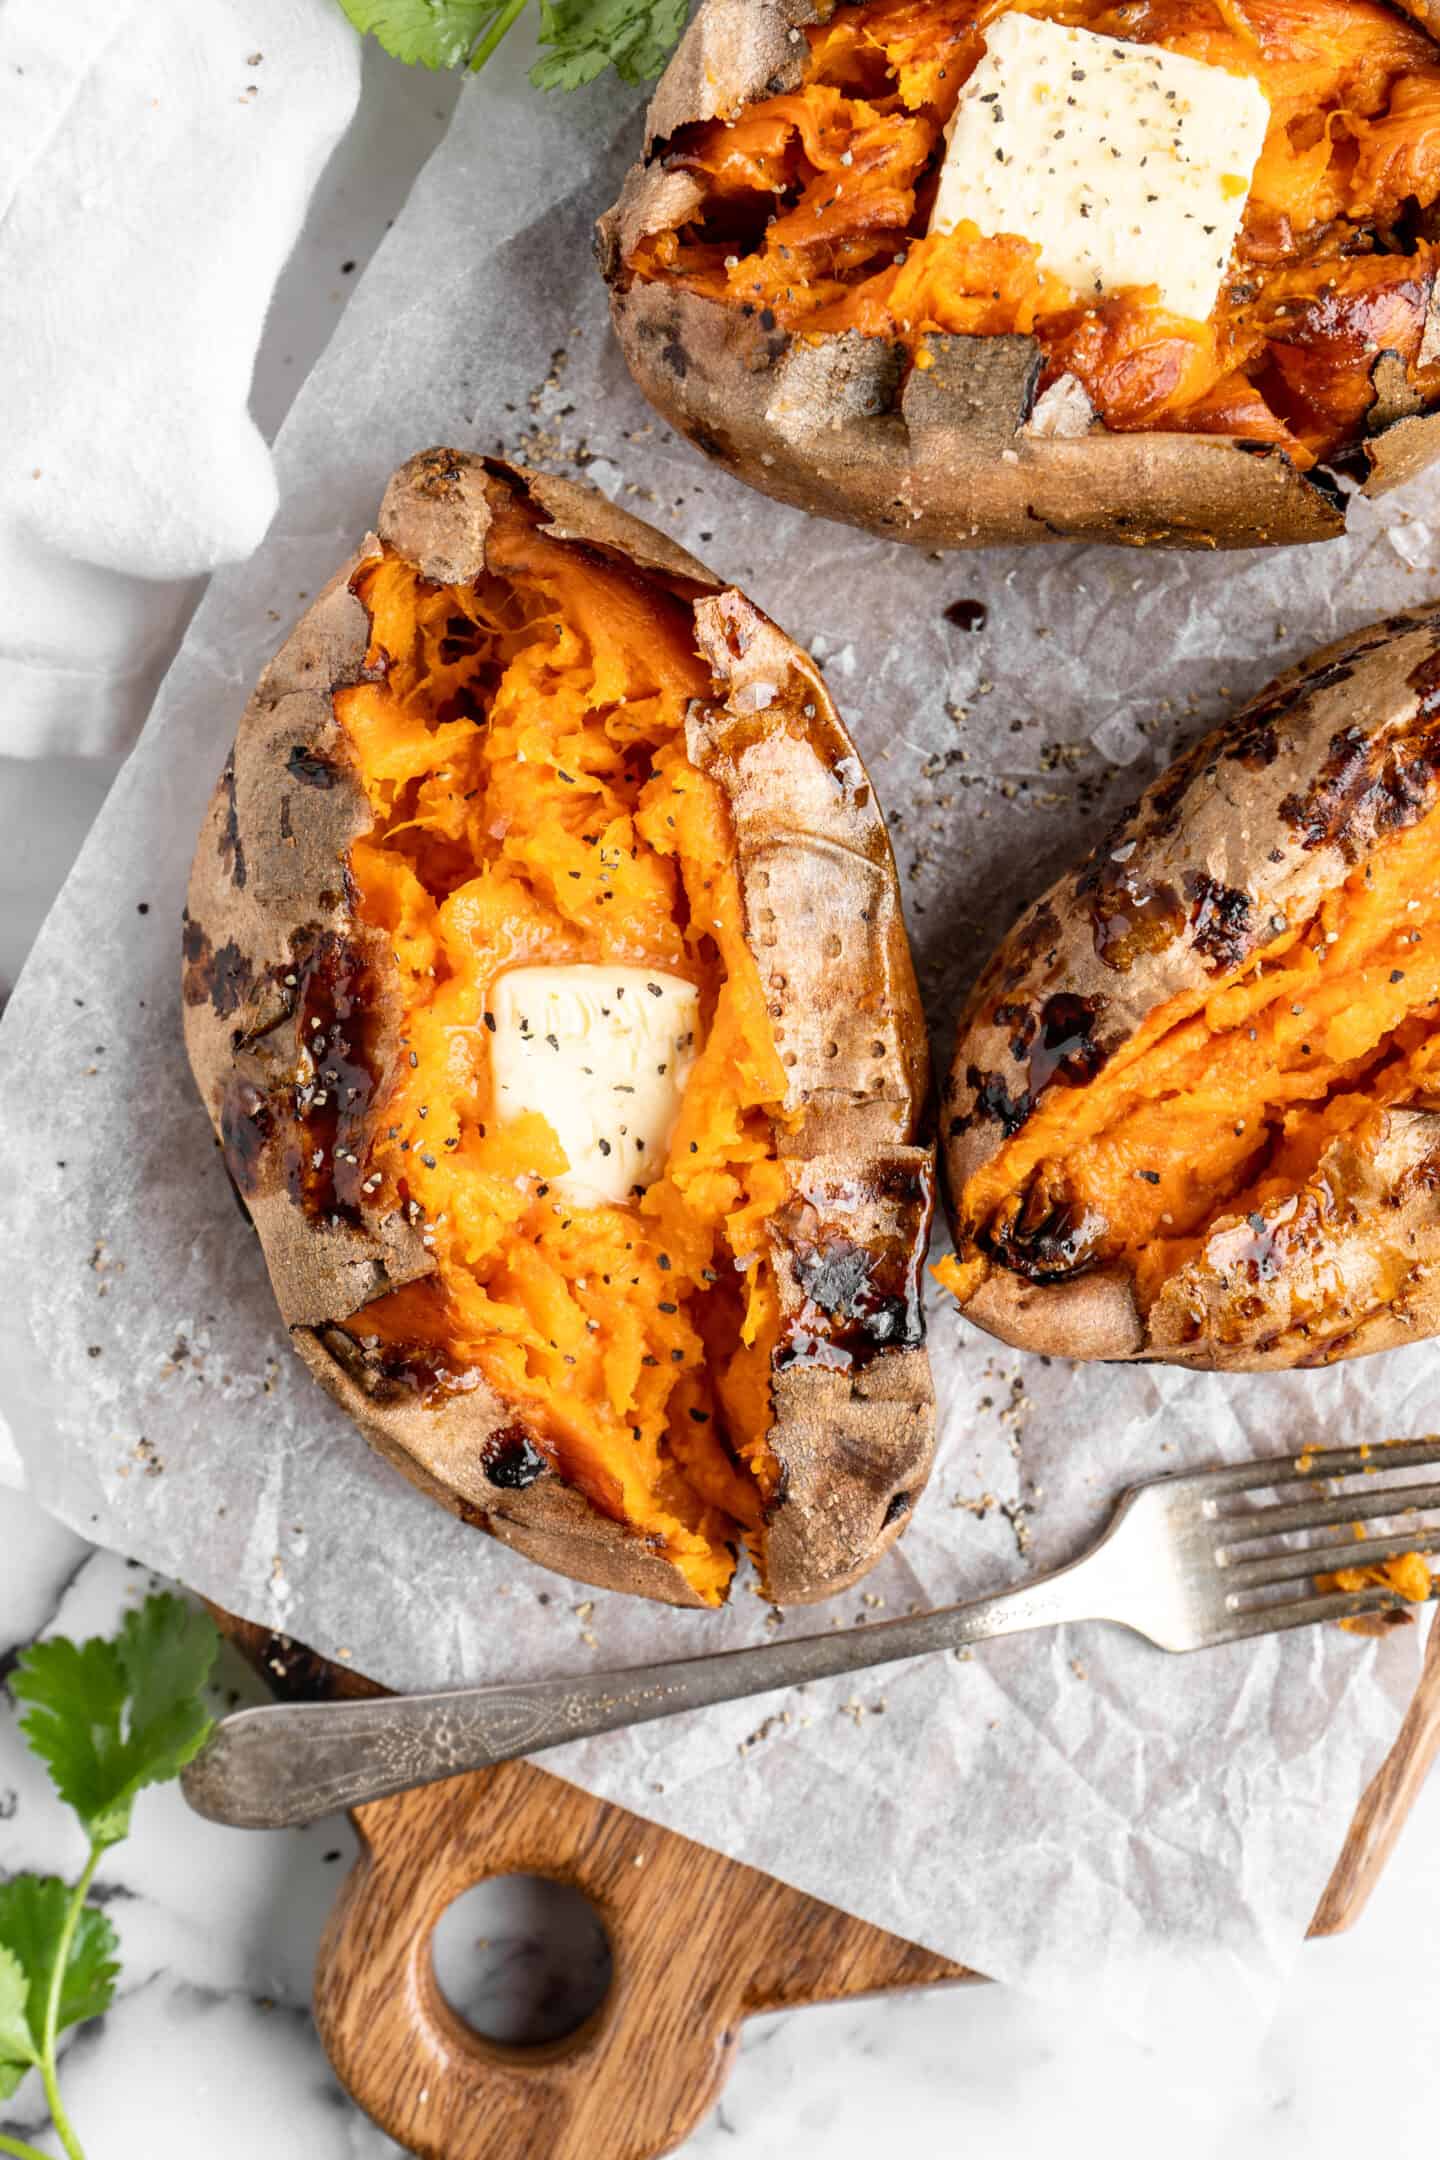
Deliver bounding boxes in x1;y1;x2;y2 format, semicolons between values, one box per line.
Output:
182;1435;1440;1828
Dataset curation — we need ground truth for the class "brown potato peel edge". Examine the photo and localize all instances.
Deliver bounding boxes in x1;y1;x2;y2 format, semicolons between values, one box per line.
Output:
183;450;936;1606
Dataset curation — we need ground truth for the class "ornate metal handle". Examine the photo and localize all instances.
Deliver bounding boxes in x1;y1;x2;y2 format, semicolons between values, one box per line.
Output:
182;1552;1109;1828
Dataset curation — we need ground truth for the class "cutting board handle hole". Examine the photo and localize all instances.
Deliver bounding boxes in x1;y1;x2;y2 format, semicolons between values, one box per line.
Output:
431;1873;613;2049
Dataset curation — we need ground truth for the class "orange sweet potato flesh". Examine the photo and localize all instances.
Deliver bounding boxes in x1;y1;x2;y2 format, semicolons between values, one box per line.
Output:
330;503;794;1604
940;798;1440;1314
628;0;1440;466
1316;1521;1433;1629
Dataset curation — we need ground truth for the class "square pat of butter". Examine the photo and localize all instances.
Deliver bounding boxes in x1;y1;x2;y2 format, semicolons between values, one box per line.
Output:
488;964;700;1207
929;14;1270;323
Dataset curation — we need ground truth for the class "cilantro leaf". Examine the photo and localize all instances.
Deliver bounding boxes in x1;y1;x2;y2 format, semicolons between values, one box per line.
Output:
115;1596;219;1778
11;1596;218;1849
532;0;687;88
0;1878;119;2097
336;0;515;69
0;1599;212;2158
11;1635;129;1841
0;1942;34;2100
336;0;688;86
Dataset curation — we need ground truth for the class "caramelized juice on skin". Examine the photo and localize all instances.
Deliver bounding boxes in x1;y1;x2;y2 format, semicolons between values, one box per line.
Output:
950;803;1440;1341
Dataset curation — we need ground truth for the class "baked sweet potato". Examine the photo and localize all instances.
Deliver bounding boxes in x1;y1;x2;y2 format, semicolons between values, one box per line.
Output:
183;452;935;1607
938;604;1440;1369
599;0;1440;550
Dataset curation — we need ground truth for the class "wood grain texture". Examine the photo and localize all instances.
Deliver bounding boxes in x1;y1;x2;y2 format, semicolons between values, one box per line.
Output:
212;1604;1435;2160
1309;1612;1440;1938
319;1765;972;2160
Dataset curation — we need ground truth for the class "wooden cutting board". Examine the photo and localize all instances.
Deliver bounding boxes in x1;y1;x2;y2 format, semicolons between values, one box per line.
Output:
215;1607;1440;2160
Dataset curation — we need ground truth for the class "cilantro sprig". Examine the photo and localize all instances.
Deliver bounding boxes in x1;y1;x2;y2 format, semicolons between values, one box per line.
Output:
0;1596;218;2160
337;0;688;90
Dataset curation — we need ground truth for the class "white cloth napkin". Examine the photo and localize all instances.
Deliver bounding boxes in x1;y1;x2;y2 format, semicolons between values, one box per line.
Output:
0;0;361;759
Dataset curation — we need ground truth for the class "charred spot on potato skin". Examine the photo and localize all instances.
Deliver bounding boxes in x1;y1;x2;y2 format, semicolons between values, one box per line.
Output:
285;930;381;1228
774;1160;931;1373
784;1241;920;1362
1184;872;1255;973
1222;434;1346;517
181;915;210;1004
1010;899;1060;961
1221;624;1404;778
1225;717;1285;770
1023;507;1075;539
208;941;256;1019
734;302;786;364
218;757;247;889
1291;459;1349;518
978;1177;1109;1285
1066;623;1434;904
1407;647;1440;717
1143;755;1204;838
959;982;1109;1144
182;914;259;1021
220;1159;256;1229
316;1319;481;1408
956;1063;1031;1140
1227;658;1357;764
681;419;739;466
992;1000;1036;1063
482;1425;549;1489
634;311;700;399
1279;710;1440;859
286;744;340;788
219;1080;274;1195
991;899;1061;993
1029;992;1110;1098
1143;659;1351;834
410;448;468;501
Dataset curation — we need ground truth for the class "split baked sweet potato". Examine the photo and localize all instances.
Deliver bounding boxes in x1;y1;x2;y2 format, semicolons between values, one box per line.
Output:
600;0;1440;549
183;452;935;1607
939;605;1440;1368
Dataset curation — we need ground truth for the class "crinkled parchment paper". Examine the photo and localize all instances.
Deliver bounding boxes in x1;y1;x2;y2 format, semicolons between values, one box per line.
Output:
2;33;1437;2039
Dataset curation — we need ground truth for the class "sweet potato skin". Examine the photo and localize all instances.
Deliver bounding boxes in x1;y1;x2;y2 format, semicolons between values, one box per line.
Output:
941;605;1440;1369
598;0;1440;554
183;451;935;1606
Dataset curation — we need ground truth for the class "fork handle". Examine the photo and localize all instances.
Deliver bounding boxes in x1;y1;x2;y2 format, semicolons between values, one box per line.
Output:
183;1561;1097;1828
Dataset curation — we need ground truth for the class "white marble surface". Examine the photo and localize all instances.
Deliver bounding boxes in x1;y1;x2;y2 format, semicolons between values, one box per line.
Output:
5;36;1440;2160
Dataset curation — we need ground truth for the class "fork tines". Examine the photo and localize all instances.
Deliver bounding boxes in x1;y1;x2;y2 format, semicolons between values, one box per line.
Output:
1186;1434;1440;1497
1213;1583;1417;1644
1195;1436;1440;1616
